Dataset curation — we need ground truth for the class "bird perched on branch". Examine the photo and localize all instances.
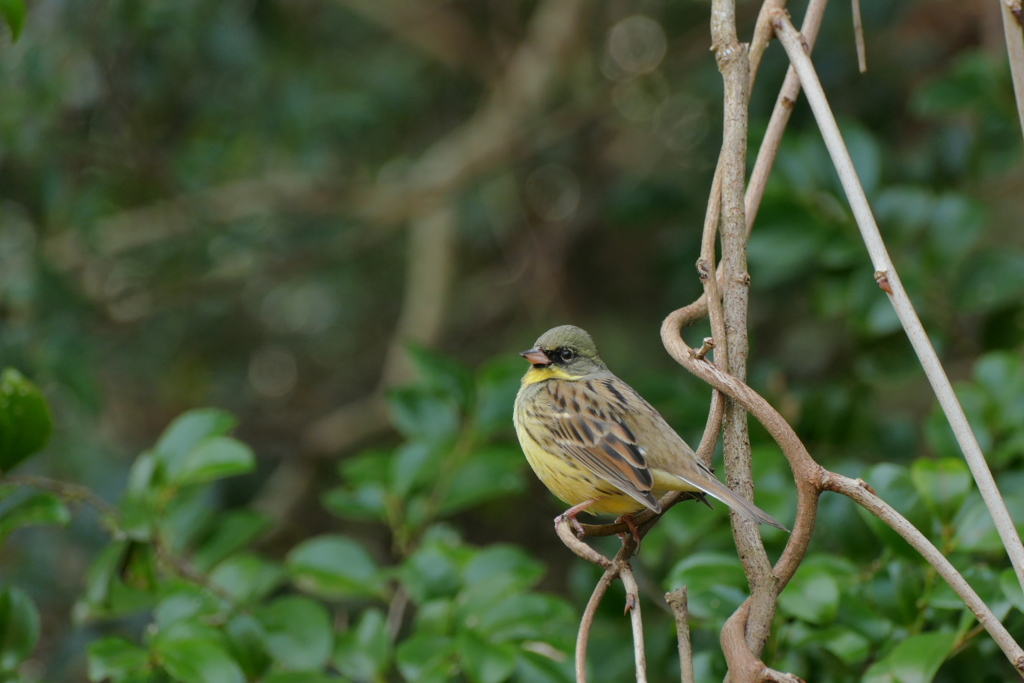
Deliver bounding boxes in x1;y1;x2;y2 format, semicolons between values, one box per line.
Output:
513;325;787;540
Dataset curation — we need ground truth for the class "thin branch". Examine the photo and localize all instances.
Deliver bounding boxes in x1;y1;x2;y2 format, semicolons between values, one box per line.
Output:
823;472;1024;672
851;0;866;73
576;569;617;683
2;474;118;521
746;0;830;229
666;588;695;683
1000;0;1024;142
620;564;648;683
771;10;1024;595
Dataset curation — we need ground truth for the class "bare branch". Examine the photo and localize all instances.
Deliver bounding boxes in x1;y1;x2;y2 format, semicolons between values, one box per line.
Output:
576;569;617;683
772;10;1024;595
852;0;867;73
824;472;1024;672
666;588;695;683
746;0;830;229
620;564;648;683
999;0;1024;141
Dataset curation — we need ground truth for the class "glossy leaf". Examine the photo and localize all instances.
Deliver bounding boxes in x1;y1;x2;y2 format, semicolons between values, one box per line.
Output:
192;509;271;572
778;560;841;625
665;552;749;621
333;607;392;680
396;634;457;683
387;386;460;443
225;614;270;679
0;586;40;670
405;344;474;410
87;637;150;682
154;409;236;473
0;368;53;473
208;553;284;604
458;630;517;683
168;436;255;487
155;639;246;683
0;0;25;40
910;458;972;522
862;631;956;683
256;595;333;670
287;535;385;599
0;492;71;543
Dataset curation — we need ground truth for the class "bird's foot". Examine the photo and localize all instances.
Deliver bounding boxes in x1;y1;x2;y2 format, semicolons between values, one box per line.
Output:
616;514;642;554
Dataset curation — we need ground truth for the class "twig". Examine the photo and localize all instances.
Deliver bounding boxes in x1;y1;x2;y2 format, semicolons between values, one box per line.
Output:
1000;0;1024;142
713;0;782;657
576;569;617;683
823;472;1024;673
666;588;695;683
2;474;118;520
851;0;866;73
620;564;648;683
771;10;1024;596
746;0;830;229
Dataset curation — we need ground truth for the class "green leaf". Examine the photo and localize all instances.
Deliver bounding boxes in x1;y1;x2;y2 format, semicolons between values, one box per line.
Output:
391;441;447;498
74;541;157;621
439;447;525;515
0;368;54;473
778;559;842;625
856;464;930;558
208;553;284;604
862;631;957;683
154;409;236;473
155;639;245;683
321;484;388;522
256;595;333;670
287;535;385;599
474;594;573;645
474;356;522;438
0;0;25;41
458;630;517;683
910;458;972;522
822;628;871;666
193;510;271;572
406;344;474;410
0;492;71;543
1000;569;1024;613
167;436;255;487
263;673;345;683
387;386;460;443
87;637;150;682
665;552;749;621
154;587;221;630
334;608;392;680
225;614;270;679
399;538;464;603
396;634;457;683
515;650;574;683
0;586;40;670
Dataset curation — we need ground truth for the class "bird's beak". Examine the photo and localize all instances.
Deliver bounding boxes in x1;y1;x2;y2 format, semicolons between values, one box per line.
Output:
520;348;552;366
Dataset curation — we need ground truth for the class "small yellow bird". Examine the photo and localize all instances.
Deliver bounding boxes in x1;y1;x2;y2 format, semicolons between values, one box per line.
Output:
513;325;786;538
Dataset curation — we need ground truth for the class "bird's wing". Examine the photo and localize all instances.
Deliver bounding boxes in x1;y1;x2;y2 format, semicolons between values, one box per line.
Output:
541;378;660;512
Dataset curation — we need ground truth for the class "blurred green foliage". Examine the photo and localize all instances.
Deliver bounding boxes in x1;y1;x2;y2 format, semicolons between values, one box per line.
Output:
0;0;1023;680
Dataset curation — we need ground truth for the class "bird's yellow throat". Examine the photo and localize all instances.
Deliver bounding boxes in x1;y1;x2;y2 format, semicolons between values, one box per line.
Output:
521;365;584;386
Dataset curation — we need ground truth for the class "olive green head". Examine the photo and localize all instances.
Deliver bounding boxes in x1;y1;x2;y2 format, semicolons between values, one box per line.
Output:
519;325;608;377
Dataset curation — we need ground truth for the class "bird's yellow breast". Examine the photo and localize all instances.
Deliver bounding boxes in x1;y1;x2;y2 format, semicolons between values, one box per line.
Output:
514;379;648;516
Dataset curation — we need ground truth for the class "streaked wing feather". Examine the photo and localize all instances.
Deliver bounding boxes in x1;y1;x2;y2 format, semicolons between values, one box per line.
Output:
543;380;659;511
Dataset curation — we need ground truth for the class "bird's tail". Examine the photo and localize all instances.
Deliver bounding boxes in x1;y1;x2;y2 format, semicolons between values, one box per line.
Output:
683;473;789;532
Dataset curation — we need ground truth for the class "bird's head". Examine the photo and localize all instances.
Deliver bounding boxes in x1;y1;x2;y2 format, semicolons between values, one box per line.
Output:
519;325;607;380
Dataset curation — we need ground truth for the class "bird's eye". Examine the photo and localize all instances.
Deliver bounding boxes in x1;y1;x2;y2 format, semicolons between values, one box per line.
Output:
559;348;575;362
